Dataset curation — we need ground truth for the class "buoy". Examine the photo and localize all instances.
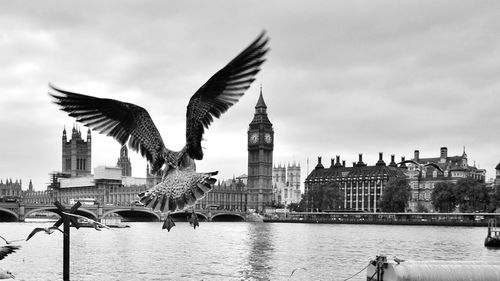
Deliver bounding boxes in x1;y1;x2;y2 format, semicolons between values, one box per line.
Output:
367;255;500;281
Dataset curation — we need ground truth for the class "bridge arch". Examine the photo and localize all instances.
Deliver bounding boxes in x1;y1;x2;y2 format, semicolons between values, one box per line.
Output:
102;208;160;222
0;207;18;222
25;207;98;221
211;213;245;222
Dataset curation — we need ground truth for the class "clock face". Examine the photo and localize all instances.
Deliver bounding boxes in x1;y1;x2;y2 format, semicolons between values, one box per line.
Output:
264;133;272;144
250;133;259;144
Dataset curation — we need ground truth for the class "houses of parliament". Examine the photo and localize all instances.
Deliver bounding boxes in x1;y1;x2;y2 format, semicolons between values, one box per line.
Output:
10;90;293;213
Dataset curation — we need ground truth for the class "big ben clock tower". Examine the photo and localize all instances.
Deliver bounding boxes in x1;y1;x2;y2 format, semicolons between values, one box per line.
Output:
247;88;274;212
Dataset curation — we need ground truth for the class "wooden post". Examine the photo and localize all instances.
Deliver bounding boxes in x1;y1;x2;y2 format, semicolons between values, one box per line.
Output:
63;213;70;281
53;201;81;281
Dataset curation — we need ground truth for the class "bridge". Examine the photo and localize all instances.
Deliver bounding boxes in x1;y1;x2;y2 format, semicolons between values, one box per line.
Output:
0;202;248;223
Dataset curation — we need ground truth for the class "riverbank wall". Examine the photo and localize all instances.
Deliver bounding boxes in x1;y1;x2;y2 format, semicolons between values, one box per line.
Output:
263;212;500;227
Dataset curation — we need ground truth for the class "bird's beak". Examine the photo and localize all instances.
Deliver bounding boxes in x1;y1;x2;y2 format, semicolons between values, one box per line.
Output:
10;274;15;279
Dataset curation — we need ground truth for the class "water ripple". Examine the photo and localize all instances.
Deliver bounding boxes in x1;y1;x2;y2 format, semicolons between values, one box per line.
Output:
0;222;497;280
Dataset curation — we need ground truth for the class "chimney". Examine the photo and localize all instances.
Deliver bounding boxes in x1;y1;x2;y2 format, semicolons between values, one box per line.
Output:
315;156;324;169
399;156;407;169
331;158;335;168
440;147;447;159
334;155;342;167
342;160;346;167
414;150;420;161
356;153;366;167
376;152;386;166
389;154;397;167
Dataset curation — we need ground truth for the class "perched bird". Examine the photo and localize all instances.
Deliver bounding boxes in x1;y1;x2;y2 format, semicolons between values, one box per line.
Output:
0;245;19;279
0;235;23;245
26;226;65;241
50;31;269;230
62;212;112;231
398;160;444;173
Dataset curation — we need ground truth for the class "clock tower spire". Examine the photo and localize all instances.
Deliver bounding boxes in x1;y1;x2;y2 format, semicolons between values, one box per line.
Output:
247;87;274;212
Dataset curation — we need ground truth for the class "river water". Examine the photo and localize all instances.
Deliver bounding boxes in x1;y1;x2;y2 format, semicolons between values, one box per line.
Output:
0;221;498;280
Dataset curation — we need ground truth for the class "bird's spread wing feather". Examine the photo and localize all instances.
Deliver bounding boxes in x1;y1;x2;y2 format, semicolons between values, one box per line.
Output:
26;227;43;241
0;245;20;260
62;212;111;229
49;85;168;171
186;31;270;160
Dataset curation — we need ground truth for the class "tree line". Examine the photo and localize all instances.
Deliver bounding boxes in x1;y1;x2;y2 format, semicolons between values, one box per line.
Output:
290;177;500;213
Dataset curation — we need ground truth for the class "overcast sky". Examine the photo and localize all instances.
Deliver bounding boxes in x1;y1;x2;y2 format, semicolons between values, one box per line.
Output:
1;1;500;191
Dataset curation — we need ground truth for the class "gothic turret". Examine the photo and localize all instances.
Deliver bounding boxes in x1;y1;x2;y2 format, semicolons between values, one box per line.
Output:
117;145;132;176
62;125;92;177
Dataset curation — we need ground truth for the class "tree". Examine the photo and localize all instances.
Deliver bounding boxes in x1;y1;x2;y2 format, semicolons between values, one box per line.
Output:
379;177;411;212
415;203;429;213
300;182;344;211
431;182;457;213
488;186;500;212
454;178;490;212
287;203;301;212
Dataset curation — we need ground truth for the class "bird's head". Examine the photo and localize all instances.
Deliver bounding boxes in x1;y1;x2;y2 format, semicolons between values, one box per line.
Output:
5;271;14;279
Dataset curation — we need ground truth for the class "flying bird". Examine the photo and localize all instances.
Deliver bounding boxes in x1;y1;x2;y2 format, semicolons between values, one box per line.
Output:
0;245;19;279
49;31;269;230
398;160;444;173
394;257;406;264
289;267;306;279
0;235;23;245
26;226;65;241
62;212;112;231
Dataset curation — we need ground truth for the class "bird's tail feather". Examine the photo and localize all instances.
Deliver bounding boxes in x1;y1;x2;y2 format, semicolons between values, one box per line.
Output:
138;171;218;213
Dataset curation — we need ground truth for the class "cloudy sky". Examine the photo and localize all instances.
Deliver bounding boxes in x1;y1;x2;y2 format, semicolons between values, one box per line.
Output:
1;1;500;191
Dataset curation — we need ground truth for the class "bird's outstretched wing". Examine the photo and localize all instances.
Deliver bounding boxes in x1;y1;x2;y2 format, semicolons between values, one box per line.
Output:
49;85;168;173
26;227;44;241
0;245;20;261
186;31;270;160
62;212;112;230
48;226;65;234
0;235;23;245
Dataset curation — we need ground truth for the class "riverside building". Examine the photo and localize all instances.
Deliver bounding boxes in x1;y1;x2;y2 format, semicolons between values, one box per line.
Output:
272;163;301;206
404;147;486;212
305;153;405;212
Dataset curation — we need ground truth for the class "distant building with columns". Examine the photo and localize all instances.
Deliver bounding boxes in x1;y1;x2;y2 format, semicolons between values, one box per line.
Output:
272;163;301;206
197;177;247;211
305;153;405;212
